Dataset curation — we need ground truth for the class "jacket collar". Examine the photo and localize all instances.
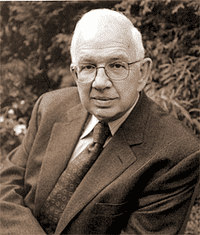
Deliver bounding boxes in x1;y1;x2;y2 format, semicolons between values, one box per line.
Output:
34;103;89;215
116;91;150;146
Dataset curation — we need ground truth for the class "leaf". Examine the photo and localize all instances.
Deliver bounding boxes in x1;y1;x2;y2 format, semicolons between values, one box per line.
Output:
176;63;187;82
172;3;185;14
170;99;193;123
190;45;200;54
189;108;200;113
192;119;200;132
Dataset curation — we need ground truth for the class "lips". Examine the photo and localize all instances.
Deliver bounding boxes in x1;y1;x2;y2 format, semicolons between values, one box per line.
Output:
91;97;117;107
92;97;116;100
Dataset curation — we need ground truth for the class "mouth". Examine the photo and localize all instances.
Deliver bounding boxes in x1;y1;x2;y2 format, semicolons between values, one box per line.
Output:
92;97;116;101
91;97;117;107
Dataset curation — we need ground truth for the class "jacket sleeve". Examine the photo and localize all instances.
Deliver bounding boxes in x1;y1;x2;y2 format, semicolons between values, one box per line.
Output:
121;149;200;235
0;95;47;235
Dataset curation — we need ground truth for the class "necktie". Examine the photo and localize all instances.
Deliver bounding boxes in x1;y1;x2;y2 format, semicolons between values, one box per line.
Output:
38;122;111;234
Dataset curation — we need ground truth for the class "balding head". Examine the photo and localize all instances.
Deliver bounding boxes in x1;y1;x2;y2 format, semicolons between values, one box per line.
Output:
70;9;144;64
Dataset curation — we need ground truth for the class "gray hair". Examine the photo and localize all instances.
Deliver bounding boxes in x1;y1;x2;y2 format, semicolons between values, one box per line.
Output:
70;9;145;63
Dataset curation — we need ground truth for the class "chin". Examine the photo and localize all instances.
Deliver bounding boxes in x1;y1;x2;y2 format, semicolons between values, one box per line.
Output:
90;107;124;122
92;112;112;122
93;112;121;123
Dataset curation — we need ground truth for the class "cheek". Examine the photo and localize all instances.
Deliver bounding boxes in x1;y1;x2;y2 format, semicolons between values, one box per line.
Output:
77;83;93;110
117;80;138;104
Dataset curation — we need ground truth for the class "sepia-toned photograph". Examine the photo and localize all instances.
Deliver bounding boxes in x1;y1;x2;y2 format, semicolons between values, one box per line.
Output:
0;1;199;234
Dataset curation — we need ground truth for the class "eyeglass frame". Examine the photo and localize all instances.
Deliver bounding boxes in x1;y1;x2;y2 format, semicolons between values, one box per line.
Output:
70;58;144;83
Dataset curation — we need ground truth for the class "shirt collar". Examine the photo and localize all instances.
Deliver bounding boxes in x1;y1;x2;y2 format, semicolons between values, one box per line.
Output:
81;94;140;139
81;115;99;139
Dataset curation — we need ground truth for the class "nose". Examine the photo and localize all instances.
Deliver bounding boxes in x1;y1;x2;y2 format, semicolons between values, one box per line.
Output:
92;67;112;90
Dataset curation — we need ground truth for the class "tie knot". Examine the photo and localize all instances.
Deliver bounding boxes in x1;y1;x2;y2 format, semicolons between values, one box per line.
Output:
93;122;111;145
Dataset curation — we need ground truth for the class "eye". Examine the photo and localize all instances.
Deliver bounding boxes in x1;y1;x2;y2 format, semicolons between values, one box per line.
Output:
80;64;96;72
109;62;126;69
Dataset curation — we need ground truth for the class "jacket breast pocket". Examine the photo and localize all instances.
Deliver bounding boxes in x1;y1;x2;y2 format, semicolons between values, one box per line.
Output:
92;201;129;217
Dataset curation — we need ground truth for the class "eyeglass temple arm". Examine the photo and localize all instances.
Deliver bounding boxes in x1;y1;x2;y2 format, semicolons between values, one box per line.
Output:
128;59;143;66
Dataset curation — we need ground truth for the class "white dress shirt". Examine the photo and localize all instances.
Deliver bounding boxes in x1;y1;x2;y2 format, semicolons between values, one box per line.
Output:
70;94;139;162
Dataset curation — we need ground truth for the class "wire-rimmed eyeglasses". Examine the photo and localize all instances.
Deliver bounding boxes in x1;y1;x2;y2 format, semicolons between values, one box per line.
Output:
71;59;143;83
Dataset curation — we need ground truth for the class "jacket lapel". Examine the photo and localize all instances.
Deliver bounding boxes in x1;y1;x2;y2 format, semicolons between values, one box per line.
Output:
55;92;151;234
55;128;137;235
35;103;88;215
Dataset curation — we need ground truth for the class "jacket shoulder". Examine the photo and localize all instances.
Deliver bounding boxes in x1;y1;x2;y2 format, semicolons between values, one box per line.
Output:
37;87;81;123
40;87;79;109
146;95;200;154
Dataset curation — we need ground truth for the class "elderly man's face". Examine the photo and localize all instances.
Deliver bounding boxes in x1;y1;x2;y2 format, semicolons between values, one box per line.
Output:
73;27;151;122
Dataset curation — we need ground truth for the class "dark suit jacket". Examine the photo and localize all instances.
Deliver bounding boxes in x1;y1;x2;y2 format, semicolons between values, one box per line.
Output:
0;87;199;235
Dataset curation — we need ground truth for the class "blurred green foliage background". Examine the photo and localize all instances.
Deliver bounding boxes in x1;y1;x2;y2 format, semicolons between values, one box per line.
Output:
0;1;199;234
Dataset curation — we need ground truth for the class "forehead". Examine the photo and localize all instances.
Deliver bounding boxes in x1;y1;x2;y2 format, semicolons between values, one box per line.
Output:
75;41;136;64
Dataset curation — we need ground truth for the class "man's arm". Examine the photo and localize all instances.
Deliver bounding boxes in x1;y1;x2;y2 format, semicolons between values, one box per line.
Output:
0;96;47;235
121;148;199;235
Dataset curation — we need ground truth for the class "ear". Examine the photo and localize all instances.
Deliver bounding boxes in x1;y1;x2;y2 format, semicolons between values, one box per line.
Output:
137;58;152;92
70;64;78;84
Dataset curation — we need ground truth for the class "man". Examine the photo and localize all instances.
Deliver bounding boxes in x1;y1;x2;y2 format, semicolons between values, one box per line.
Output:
0;9;199;235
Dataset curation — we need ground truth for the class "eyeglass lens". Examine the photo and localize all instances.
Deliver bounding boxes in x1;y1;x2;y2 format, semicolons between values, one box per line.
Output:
77;61;129;82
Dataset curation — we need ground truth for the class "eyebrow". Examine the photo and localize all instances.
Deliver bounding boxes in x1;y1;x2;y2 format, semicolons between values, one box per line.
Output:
78;54;129;63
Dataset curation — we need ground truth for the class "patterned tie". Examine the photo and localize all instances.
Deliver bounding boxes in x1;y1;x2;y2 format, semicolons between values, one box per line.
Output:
38;122;111;234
